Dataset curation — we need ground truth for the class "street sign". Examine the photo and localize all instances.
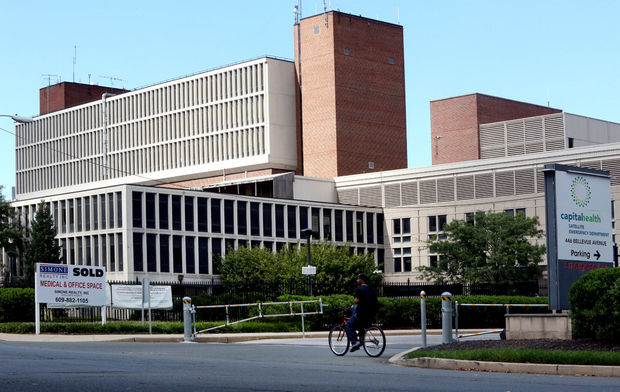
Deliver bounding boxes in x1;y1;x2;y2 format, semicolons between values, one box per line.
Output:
543;164;614;310
302;266;316;275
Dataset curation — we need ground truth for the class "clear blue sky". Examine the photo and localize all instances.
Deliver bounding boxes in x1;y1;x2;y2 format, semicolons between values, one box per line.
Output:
1;0;619;199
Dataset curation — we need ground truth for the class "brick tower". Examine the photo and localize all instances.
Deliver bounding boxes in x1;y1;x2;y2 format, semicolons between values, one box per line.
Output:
295;11;407;178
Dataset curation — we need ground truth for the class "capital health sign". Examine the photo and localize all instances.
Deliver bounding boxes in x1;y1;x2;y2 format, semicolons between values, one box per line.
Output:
543;164;614;310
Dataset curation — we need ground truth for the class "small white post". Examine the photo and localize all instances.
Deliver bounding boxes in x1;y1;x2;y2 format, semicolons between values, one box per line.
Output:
35;268;40;335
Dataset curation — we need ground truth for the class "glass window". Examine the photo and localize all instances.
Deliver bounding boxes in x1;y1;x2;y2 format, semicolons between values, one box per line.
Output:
323;209;332;240
211;199;221;233
237;201;247;235
516;208;526;216
93;196;98;230
224;200;234;234
159;194;169;229
366;213;374;244
69;199;74;233
197;198;208;232
393;219;401;235
186;237;195;274
394;257;402;273
402;218;410;234
109;234;115;271
504;209;515;217
117;233;123;271
84;197;90;231
108;194;114;228
100;195;106;229
377;214;384;244
133;233;143;271
212;238;222;274
61;200;66;233
147;233;157;272
275;205;285;238
116;192;122;228
465;212;475;224
403;256;412;272
85;237;91;266
146;193;156;228
429;216;437;232
160;234;170;273
250;202;260;236
438;215;447;231
263;203;272;237
76;237;82;265
335;210;343;242
77;199;82;232
356;212;364;243
93;236;99;266
185;196;195;231
172;195;182;230
53;201;59;234
132;192;142;228
299;206;309;231
173;235;183;273
346;211;354;242
287;206;297;239
311;208;320;234
198;237;209;274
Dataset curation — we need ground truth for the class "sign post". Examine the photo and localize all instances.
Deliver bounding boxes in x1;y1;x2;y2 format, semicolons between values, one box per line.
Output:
35;263;107;335
542;164;614;310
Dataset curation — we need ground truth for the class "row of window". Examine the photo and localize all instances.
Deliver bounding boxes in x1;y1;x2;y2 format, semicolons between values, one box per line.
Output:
16;62;267;147
60;233;123;272
131;191;385;244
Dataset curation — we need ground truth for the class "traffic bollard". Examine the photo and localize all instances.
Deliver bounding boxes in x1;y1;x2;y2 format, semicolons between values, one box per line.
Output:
420;290;427;348
183;296;194;342
441;292;453;344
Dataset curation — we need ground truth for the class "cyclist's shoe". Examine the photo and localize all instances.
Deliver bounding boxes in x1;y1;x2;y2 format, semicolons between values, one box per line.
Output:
350;342;362;352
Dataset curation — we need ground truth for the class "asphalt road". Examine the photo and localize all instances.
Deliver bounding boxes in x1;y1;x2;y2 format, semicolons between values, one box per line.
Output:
1;336;619;392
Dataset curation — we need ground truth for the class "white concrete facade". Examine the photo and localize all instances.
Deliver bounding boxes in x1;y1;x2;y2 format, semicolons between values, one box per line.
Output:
15;57;297;201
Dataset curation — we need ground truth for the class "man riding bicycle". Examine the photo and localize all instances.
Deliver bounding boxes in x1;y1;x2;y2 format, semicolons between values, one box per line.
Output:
345;273;378;352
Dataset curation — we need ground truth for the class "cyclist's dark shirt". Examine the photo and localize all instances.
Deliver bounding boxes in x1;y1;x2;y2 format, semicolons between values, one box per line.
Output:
354;284;378;322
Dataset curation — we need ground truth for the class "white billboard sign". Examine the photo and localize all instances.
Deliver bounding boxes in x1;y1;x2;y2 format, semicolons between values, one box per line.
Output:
36;263;107;306
555;171;613;263
111;285;173;309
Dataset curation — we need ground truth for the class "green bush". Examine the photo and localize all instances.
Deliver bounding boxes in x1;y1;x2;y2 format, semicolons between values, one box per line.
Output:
0;288;35;322
569;267;620;342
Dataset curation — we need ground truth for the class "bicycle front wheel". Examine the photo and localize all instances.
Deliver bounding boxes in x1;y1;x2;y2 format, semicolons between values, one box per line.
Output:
328;325;349;356
362;326;386;357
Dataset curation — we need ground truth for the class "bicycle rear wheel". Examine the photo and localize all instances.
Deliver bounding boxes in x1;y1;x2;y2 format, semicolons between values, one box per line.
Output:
328;325;349;356
362;326;386;357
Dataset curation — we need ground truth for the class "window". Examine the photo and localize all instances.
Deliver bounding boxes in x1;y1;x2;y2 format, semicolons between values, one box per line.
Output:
504;208;526;217
263;203;272;237
173;235;183;273
465;212;475;224
133;233;143;272
147;233;157;272
108;193;114;228
117;233;123;271
323;209;332;240
224;200;234;234
311;208;320;234
287;206;297;239
108;234;115;271
146;193;156;229
69;199;74;233
275;205;285;238
211;199;221;233
172;195;182;230
237;201;247;235
132;192;142;228
393;248;402;272
84;197;90;231
185;197;195;231
198;237;209;274
186;237;195;274
77;198;82;232
93;197;98;230
346;211;354;242
159;194;169;229
366;213;374;244
250;202;260;236
197;198;208;232
392;218;411;244
377;214;384;244
160;234;170;272
356;212;364;243
212;238;222;274
335;210;343;242
299;206;309;231
100;195;106;229
428;214;447;266
116;192;122;228
61;200;66;233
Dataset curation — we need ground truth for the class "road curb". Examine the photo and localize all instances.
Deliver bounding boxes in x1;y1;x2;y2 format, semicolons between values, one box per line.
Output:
391;347;620;377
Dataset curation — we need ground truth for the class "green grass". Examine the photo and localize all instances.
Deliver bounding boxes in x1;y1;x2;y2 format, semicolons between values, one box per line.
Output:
406;348;620;366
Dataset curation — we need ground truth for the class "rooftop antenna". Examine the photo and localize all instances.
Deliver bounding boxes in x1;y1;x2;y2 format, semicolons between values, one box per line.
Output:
73;45;77;83
397;7;400;24
547;87;551;107
99;75;126;88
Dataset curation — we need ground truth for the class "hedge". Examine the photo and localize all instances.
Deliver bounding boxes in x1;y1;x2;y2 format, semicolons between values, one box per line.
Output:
0;288;35;322
569;267;620;342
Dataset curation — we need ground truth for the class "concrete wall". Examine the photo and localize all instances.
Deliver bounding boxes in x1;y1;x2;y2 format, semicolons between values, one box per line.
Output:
565;113;620;147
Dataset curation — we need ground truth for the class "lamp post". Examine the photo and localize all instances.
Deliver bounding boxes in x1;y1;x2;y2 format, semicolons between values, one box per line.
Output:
301;227;313;296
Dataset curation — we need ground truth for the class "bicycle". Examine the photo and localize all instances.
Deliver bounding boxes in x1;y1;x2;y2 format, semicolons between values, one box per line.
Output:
328;308;386;357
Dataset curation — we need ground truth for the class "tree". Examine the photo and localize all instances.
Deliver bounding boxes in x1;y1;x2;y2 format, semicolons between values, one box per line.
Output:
22;202;61;284
0;187;24;278
220;242;380;294
418;211;545;285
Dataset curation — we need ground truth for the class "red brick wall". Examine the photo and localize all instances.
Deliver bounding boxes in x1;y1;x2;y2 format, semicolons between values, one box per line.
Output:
40;82;128;115
297;12;407;178
430;93;561;165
